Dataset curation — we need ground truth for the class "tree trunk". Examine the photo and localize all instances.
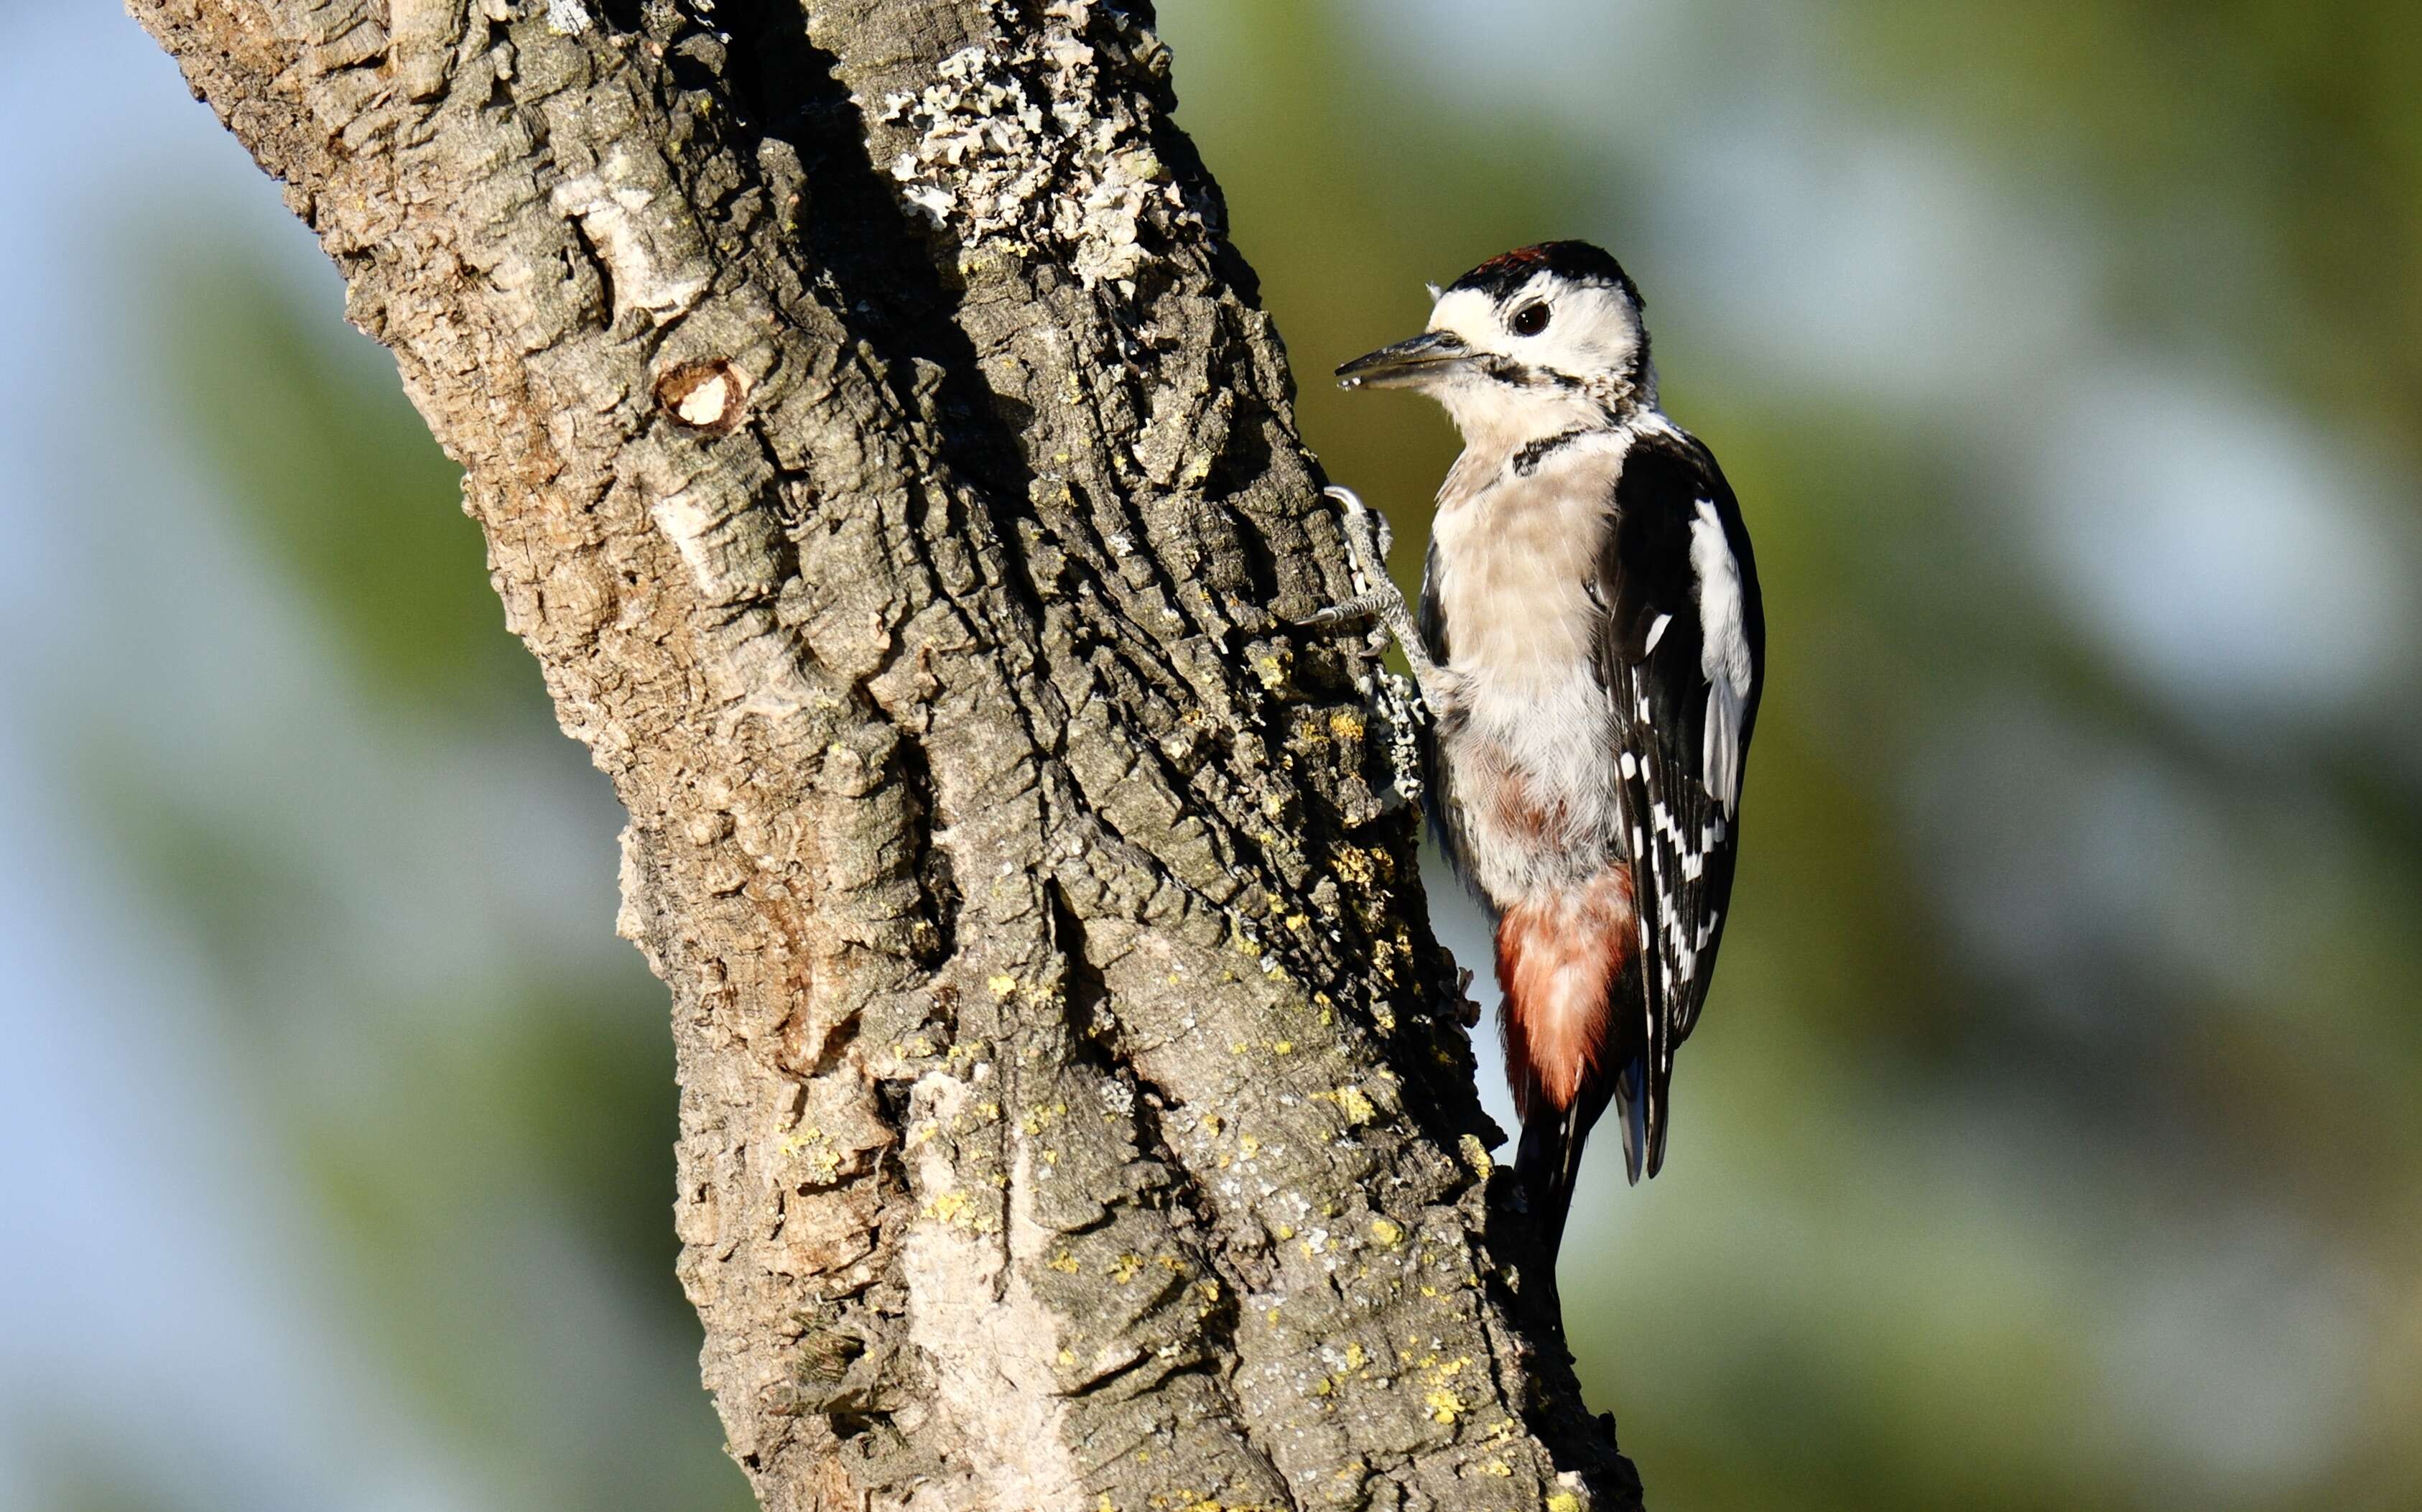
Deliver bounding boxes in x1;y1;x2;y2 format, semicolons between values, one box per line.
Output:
128;1;1641;1506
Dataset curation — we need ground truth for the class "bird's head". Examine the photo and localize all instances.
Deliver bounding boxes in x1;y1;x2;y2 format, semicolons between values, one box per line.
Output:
1336;241;1652;441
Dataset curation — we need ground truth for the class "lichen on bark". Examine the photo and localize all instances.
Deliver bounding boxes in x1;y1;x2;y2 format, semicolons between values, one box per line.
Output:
128;0;1644;1506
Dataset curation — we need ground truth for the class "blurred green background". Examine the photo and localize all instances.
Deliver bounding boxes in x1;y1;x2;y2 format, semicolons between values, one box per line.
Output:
3;1;2416;1508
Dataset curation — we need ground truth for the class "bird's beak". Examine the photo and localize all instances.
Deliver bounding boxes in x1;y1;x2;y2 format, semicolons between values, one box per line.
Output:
1336;329;1473;390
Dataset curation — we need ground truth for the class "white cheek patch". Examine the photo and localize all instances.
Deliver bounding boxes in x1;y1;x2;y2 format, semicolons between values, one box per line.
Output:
1536;282;1640;378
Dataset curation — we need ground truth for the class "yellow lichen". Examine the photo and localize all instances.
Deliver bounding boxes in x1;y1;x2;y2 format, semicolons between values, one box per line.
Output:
1330;844;1382;887
1368;1216;1403;1247
1459;1133;1494;1177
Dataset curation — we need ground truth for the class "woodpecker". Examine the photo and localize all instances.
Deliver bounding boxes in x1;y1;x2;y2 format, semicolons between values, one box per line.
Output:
1312;241;1764;1259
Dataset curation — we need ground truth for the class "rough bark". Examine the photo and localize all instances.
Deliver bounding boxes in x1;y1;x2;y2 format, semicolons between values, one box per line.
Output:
129;1;1642;1507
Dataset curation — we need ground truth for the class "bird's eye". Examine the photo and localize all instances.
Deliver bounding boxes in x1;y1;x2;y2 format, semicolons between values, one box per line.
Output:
1511;302;1551;336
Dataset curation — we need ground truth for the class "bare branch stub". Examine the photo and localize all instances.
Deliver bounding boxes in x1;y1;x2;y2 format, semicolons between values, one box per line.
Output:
127;0;1641;1506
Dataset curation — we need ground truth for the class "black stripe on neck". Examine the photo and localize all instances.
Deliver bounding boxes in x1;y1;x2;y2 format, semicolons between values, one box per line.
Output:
1513;428;1589;476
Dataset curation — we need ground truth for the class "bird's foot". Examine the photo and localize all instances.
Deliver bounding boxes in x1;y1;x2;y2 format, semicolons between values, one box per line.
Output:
1296;589;1398;632
1327;484;1398;588
1299;486;1452;713
1296;487;1401;621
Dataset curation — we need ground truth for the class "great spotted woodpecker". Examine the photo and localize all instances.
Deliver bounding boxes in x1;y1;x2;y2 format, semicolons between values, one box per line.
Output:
1312;241;1765;1259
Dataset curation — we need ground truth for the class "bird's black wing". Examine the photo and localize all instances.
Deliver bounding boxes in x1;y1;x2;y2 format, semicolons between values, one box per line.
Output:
1595;427;1764;1178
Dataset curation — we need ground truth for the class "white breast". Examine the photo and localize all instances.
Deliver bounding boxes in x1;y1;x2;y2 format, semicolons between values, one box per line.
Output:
1430;436;1633;902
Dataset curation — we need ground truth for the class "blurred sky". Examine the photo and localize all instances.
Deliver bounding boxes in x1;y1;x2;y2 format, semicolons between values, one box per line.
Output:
4;2;2418;1510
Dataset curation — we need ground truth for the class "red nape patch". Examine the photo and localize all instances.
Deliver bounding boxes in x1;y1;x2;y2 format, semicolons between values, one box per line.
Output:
1494;869;1635;1116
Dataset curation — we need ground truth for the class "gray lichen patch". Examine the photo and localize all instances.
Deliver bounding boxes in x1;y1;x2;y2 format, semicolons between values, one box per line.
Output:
875;0;1198;292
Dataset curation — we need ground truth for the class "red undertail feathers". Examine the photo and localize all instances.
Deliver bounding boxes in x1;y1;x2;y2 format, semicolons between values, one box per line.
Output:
1494;868;1638;1258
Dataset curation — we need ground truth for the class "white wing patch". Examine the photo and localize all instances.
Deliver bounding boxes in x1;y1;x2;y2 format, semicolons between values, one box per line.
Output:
1689;498;1753;813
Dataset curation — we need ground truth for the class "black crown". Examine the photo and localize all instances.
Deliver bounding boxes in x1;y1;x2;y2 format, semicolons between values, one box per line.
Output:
1449;241;1644;310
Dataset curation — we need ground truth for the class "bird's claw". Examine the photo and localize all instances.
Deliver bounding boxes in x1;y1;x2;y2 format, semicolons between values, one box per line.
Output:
1295;486;1403;633
1297;590;1394;631
1321;486;1396;592
1301;485;1452;714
